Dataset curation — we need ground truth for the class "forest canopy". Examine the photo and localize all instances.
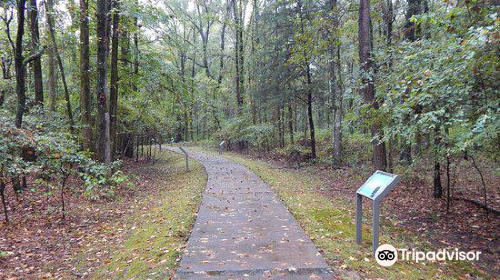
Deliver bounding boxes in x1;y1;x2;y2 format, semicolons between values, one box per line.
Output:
0;0;498;213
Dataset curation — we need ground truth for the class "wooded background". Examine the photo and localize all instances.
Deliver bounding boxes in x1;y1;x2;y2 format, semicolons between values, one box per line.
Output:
0;0;498;216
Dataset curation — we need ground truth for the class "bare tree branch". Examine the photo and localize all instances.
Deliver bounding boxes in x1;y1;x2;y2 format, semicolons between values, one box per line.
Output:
22;46;46;67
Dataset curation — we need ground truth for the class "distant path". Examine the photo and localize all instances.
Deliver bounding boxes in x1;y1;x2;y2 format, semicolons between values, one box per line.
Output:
165;147;335;279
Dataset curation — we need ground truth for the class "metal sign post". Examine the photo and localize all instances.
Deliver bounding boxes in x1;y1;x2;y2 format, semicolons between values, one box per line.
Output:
355;170;400;256
219;141;225;155
179;147;189;171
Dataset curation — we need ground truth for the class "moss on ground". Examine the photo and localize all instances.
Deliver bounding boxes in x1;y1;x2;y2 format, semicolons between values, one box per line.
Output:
206;149;488;280
90;149;207;279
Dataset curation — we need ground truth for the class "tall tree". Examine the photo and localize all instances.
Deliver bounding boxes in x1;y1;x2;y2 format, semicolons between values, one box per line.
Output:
233;0;244;114
405;0;422;41
384;0;395;171
110;0;120;160
132;0;139;93
27;0;43;106
399;0;424;164
358;0;387;170
328;0;342;165
13;0;42;127
45;0;74;132
96;0;111;164
14;0;27;128
217;0;231;86
80;0;92;151
194;0;215;79
297;0;316;159
46;22;57;111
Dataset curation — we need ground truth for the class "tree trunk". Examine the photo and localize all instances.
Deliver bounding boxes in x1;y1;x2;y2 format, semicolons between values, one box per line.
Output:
297;0;316;159
80;0;92;151
329;0;342;166
405;0;422;41
14;0;27;128
331;44;343;166
288;101;294;145
385;0;394;172
28;0;43;106
218;1;232;86
399;0;424;163
61;174;68;220
45;0;74;133
110;0;120;160
277;107;283;148
358;0;387;171
133;0;139;93
47;33;57;111
0;90;5;107
433;125;442;198
96;0;111;164
0;182;8;223
306;67;316;159
122;133;134;158
233;0;244;114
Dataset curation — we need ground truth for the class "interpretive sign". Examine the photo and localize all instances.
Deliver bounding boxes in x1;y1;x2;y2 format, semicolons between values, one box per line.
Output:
356;170;400;256
219;141;225;155
357;171;398;200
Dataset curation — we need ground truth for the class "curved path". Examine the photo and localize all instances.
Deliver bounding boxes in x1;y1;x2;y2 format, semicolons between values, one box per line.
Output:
165;147;335;279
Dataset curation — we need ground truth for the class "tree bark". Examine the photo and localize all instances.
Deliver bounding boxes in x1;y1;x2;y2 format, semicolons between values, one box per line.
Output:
331;43;343;166
28;0;43;106
45;0;74;133
288;101;294;145
80;0;92;151
405;0;422;41
297;0;316;159
14;0;27;128
433;125;442;198
359;0;387;171
47;30;57;111
233;0;244;114
385;0;395;172
329;0;342;166
306;65;316;159
193;1;215;79
218;0;232;86
96;0;111;164
399;0;424;164
132;0;139;93
110;0;120;160
0;90;5;107
0;182;8;223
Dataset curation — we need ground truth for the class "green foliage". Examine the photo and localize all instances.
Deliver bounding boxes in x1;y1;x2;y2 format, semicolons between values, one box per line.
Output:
214;116;274;150
379;3;499;161
242;124;275;148
0;109;128;200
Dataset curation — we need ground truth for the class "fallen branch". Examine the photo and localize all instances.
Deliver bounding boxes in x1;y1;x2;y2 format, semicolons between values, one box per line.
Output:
453;197;500;216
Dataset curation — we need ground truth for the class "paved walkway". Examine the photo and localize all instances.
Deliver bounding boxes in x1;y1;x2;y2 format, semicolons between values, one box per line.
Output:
165;147;335;279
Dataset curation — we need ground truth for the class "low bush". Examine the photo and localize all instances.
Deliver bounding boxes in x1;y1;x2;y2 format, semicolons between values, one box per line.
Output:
0;109;128;222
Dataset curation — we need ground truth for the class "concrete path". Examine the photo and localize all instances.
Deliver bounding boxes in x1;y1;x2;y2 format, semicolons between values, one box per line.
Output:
165;147;335;280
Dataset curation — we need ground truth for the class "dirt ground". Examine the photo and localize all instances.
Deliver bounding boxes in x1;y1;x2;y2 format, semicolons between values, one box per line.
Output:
0;158;164;279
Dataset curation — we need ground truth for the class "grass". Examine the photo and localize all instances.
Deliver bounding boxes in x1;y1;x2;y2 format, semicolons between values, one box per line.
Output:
198;148;488;280
87;149;207;279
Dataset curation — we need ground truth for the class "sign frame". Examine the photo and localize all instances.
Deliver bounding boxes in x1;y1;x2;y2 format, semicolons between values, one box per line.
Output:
355;170;400;256
179;147;189;171
219;141;226;155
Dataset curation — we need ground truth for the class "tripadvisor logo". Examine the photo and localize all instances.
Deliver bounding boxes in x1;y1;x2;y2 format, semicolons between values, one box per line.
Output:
375;244;481;267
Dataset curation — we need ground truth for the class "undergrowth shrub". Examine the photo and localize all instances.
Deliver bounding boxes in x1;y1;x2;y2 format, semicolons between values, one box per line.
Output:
0;109;129;221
